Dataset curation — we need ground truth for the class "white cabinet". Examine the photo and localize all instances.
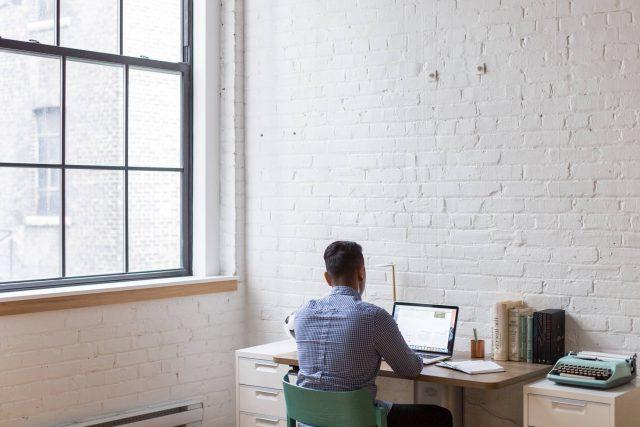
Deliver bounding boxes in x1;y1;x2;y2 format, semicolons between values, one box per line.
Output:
236;340;297;427
523;378;640;427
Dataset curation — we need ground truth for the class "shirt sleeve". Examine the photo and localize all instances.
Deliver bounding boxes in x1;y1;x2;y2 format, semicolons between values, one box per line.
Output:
373;308;423;378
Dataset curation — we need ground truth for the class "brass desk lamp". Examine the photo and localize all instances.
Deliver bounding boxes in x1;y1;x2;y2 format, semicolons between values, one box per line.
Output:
377;263;397;302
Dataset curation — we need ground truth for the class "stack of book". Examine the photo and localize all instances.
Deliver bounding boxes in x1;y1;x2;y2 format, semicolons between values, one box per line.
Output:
532;309;565;364
508;306;534;362
491;301;565;364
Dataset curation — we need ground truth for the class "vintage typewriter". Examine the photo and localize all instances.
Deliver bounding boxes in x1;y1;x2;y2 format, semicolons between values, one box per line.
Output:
547;351;637;389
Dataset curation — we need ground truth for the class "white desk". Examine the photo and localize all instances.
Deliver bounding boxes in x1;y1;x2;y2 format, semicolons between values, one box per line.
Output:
235;340;552;426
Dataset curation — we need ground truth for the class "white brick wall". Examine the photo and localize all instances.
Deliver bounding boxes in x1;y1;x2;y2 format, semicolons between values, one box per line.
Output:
0;295;243;426
244;0;640;356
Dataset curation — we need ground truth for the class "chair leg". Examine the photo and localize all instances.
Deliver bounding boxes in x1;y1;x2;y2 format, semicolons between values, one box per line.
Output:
376;407;387;427
287;416;296;427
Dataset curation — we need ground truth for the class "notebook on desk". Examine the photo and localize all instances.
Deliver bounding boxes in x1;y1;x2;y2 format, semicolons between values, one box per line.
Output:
436;360;505;375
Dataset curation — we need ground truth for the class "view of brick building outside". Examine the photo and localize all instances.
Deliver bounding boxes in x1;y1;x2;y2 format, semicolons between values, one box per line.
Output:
0;0;185;284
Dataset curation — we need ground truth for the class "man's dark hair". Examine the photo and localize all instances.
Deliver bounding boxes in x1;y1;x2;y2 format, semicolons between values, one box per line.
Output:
324;241;364;279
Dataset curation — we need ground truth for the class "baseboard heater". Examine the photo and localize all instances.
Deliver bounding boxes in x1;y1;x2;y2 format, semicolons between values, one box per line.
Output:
65;401;203;427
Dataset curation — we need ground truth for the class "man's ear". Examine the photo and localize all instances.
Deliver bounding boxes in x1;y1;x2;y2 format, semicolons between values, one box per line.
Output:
324;271;332;286
357;265;365;281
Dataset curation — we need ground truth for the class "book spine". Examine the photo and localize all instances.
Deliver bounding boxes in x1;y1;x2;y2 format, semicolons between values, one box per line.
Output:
559;311;565;360
518;314;526;362
492;302;508;361
508;309;520;361
550;310;565;363
545;312;551;363
533;312;542;363
491;303;500;359
526;315;533;363
541;312;547;363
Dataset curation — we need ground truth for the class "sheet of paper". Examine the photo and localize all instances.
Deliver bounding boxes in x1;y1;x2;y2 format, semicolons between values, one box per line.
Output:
578;351;634;361
437;360;505;374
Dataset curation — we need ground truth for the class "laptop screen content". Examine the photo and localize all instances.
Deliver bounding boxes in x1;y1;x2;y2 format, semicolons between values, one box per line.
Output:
393;304;458;355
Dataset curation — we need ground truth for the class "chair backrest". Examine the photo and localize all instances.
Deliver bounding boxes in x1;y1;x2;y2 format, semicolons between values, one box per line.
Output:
282;374;386;427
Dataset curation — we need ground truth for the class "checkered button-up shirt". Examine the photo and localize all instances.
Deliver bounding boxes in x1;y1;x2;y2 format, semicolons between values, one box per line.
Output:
294;286;423;412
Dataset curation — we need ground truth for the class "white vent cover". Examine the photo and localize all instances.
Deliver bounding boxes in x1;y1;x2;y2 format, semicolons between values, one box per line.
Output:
65;401;204;427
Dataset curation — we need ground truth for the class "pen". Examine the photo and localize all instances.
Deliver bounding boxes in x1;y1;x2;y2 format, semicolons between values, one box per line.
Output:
473;328;478;342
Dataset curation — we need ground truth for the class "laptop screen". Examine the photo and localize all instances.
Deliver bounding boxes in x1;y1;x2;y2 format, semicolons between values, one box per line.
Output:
393;303;458;355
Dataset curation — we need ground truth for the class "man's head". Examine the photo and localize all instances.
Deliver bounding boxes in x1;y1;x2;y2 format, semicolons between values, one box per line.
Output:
323;241;366;295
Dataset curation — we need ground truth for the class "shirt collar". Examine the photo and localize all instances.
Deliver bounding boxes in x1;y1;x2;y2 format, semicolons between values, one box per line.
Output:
330;285;361;300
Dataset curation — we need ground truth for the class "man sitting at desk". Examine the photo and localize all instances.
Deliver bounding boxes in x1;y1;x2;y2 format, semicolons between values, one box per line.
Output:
295;241;453;427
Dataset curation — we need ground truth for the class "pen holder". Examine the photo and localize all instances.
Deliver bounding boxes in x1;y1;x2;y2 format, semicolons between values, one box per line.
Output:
470;340;485;359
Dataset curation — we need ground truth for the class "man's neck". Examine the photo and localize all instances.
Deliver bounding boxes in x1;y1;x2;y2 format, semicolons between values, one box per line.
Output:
332;283;358;291
330;284;362;300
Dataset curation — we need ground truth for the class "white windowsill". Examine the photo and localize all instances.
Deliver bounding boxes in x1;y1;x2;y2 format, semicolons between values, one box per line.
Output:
0;275;238;304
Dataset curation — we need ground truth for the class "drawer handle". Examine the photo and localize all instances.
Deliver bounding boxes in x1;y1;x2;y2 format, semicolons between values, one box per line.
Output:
255;416;280;425
254;361;279;371
255;390;280;400
550;398;587;413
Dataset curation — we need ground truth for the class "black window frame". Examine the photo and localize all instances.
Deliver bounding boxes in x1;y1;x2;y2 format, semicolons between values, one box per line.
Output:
0;0;193;292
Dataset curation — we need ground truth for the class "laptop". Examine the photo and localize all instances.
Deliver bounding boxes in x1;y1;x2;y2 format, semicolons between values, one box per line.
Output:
392;302;459;365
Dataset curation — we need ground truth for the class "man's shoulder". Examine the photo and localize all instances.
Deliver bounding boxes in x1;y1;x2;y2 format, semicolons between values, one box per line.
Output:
296;296;386;317
355;299;387;315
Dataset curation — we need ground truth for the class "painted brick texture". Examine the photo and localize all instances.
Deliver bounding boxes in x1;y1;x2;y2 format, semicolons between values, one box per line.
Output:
0;295;243;426
244;0;640;355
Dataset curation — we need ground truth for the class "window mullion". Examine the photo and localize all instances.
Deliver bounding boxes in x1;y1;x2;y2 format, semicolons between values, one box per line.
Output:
181;0;188;63
124;64;129;273
60;56;66;278
55;0;60;46
182;0;192;274
182;71;191;273
119;0;124;56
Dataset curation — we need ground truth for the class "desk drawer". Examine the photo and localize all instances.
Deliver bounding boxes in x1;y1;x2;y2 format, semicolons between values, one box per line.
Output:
239;412;287;427
239;386;287;418
238;357;290;389
528;394;610;427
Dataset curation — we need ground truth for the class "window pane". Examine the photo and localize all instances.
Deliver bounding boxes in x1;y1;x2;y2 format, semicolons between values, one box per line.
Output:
60;0;119;54
0;167;60;283
66;169;124;276
128;68;181;168
128;171;181;272
0;0;55;45
123;0;182;62
66;60;124;165
0;50;60;164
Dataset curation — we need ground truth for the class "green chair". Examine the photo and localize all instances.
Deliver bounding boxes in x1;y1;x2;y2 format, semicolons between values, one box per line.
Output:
282;373;387;427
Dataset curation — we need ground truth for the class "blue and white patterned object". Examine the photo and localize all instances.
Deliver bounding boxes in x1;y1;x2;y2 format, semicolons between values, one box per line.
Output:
294;286;423;413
